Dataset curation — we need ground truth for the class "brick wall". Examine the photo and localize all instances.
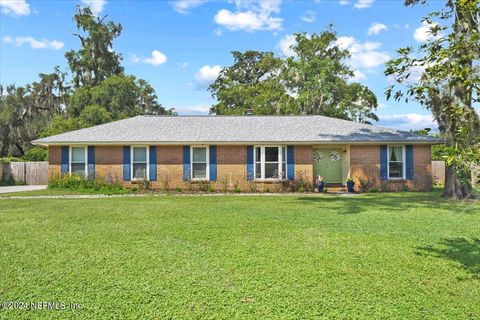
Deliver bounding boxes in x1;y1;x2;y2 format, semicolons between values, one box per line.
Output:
295;145;313;183
350;144;432;191
48;146;61;178
95;146;124;184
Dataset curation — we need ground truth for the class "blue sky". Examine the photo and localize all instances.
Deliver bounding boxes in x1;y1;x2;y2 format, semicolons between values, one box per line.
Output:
0;0;446;130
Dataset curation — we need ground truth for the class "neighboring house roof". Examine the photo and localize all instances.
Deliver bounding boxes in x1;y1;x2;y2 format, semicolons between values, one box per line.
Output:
32;115;439;145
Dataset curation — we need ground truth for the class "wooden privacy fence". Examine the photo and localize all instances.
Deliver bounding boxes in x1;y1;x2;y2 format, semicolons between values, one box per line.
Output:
432;160;479;187
1;161;48;185
432;161;445;185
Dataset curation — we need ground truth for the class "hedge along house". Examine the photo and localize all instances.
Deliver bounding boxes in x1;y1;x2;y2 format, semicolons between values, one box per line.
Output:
32;115;438;191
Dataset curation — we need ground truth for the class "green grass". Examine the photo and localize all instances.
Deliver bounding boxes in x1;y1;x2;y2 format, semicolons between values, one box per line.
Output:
0;191;479;319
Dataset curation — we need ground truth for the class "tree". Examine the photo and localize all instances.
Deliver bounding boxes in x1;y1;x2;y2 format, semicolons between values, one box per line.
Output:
69;75;169;119
283;32;378;123
0;68;68;156
209;51;293;115
209;30;379;124
65;6;124;88
385;0;480;199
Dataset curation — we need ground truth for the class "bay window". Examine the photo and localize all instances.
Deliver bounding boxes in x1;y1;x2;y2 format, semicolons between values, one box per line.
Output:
132;146;148;180
70;146;87;177
388;145;405;179
191;146;209;180
254;146;286;180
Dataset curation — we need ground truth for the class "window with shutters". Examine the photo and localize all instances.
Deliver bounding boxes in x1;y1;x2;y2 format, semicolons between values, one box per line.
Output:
254;146;286;180
69;146;87;177
191;146;209;180
388;145;405;179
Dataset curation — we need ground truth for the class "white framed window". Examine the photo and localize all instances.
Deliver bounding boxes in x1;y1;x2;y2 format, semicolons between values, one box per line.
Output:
69;146;87;177
131;146;149;180
254;146;286;180
191;146;209;180
388;145;406;179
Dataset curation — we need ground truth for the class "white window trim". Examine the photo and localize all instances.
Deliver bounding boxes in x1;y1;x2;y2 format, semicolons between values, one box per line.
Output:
69;146;88;178
253;146;287;181
387;145;406;180
190;145;210;181
131;146;150;181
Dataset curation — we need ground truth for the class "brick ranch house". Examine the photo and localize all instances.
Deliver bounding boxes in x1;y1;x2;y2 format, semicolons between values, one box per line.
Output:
32;115;438;191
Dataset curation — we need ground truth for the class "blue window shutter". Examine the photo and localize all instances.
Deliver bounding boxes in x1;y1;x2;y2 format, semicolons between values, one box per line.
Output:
287;146;295;180
61;146;69;175
209;145;217;181
380;145;388;180
87;146;95;178
246;146;254;180
183;146;191;181
406;145;414;180
149;146;157;181
123;146;131;181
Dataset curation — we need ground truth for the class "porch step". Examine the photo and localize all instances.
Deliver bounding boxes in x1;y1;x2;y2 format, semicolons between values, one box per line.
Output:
325;184;347;192
325;187;347;192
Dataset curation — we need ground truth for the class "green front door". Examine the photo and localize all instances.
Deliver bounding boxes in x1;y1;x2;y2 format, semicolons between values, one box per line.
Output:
313;148;343;184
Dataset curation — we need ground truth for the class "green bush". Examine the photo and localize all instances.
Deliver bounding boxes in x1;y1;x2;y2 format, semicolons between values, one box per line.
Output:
0;157;23;164
23;146;48;161
48;174;129;194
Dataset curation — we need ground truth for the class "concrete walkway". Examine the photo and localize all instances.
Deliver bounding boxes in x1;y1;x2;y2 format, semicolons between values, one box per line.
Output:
0;185;47;194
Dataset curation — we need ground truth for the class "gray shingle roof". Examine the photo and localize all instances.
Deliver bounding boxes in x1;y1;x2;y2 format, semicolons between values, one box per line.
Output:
32;115;439;145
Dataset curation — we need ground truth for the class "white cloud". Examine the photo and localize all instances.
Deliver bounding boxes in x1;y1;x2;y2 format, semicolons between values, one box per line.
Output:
214;0;283;32
277;34;296;57
354;0;374;9
339;0;349;5
129;54;141;63
368;22;387;35
378;113;436;130
173;0;208;14
81;0;107;15
194;65;221;88
336;36;390;69
301;10;315;23
0;0;30;16
3;36;64;50
142;50;168;66
352;69;366;82
414;21;440;43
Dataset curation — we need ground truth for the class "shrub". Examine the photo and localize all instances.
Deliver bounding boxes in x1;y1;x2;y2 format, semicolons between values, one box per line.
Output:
233;187;241;193
161;173;171;191
358;178;374;193
175;187;183;193
197;180;211;192
23;146;48;161
0;157;23;164
369;188;378;193
247;181;258;193
48;174;128;194
136;179;151;193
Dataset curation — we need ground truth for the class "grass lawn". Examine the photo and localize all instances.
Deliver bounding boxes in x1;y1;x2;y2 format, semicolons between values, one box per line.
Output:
0;191;479;319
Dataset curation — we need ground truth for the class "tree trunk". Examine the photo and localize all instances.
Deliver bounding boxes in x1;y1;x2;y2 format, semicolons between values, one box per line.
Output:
443;164;475;200
14;143;25;156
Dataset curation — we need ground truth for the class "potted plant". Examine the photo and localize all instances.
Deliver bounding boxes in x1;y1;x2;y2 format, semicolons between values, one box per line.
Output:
346;178;355;193
315;175;325;193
